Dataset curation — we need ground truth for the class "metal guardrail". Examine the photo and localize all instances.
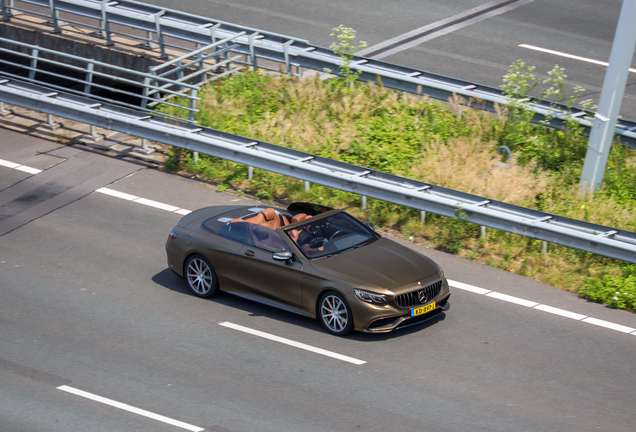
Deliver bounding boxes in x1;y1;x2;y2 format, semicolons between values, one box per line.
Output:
2;76;636;263
0;33;249;121
2;0;636;145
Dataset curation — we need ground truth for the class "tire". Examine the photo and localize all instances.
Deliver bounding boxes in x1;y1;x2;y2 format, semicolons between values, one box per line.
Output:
318;291;354;336
184;254;219;298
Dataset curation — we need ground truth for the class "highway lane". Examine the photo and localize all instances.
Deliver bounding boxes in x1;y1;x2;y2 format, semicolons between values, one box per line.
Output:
141;0;636;119
2;138;636;431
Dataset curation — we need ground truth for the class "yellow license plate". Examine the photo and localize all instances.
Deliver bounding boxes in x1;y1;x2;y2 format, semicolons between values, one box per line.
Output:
411;302;436;317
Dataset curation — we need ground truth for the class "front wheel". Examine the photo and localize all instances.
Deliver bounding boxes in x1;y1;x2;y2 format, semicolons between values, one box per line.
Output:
318;291;353;336
185;255;218;298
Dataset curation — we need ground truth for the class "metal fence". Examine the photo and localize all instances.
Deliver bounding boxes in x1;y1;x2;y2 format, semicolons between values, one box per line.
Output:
2;0;636;145
0;32;252;120
2;77;636;263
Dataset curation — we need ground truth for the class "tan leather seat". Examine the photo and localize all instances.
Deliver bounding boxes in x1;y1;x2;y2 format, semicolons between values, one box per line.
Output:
261;208;282;229
288;213;308;242
291;213;307;223
242;212;266;225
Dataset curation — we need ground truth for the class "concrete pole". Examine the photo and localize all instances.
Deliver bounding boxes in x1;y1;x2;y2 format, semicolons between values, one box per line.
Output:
580;0;636;193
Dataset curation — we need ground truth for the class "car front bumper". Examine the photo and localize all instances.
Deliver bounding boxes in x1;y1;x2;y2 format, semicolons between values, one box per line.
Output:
361;295;450;333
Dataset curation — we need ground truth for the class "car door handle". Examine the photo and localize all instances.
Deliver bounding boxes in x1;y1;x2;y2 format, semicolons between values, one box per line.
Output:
244;250;255;257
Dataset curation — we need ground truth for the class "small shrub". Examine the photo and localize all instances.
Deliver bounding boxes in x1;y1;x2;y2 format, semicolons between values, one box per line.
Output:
579;275;636;311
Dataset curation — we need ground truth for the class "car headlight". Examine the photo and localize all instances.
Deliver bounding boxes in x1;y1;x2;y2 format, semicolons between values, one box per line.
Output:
354;288;387;305
438;266;444;279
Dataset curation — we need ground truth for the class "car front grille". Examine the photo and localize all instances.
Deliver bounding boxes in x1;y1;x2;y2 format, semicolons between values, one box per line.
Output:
395;280;443;308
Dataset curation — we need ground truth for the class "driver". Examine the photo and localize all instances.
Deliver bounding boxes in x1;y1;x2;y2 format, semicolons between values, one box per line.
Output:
296;216;328;256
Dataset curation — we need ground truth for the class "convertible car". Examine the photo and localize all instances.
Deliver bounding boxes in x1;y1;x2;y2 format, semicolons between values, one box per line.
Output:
165;202;450;336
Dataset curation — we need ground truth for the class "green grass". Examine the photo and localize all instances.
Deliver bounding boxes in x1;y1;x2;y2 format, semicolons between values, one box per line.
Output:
157;70;636;313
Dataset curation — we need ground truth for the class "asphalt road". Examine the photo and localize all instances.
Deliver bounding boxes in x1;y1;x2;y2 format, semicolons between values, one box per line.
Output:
142;0;636;119
2;130;636;431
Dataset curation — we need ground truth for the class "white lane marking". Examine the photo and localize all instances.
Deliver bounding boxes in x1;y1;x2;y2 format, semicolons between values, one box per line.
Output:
448;280;491;295
519;44;636;74
96;187;139;201
219;321;367;365
57;385;204;432
95;187;192;215
0;158;42;174
448;279;636;336
582;317;636;334
0;158;21;169
134;197;180;212
533;304;587;321
486;291;539;307
15;165;42;174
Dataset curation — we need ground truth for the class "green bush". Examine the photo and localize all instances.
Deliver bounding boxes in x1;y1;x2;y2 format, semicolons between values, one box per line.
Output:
579;275;636;311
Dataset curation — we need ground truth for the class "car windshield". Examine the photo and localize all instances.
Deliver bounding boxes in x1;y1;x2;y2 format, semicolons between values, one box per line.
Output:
284;211;377;259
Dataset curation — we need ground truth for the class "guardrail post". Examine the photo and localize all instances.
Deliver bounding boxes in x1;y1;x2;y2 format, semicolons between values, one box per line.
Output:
141;76;150;109
133;138;155;154
42;113;61;129
29;48;38;80
248;166;253;181
361;195;367;210
84;62;94;95
188;89;198;122
420;210;426;223
480;225;486;239
542;240;548;256
1;0;11;21
304;180;310;192
249;33;259;71
81;124;104;142
100;0;114;46
283;40;293;76
154;11;167;59
193;151;199;162
48;0;61;33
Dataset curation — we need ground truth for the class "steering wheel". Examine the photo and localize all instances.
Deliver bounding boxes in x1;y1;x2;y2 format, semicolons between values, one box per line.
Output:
309;236;328;248
329;230;345;240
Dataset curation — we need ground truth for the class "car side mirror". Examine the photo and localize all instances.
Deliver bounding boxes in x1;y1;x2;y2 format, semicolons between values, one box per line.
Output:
365;221;376;230
273;251;293;261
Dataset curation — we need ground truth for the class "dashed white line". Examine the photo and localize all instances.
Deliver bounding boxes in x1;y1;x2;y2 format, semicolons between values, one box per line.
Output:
96;187;138;201
0;159;21;169
0;158;42;174
486;291;539;308
448;280;491;295
219;321;367;365
95;187;191;215
134;197;180;212
57;385;204;432
533;304;587;321
582;317;636;334
449;280;636;336
519;44;636;74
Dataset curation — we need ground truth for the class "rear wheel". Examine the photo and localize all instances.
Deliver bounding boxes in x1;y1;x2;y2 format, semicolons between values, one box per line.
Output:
185;255;218;298
318;291;353;336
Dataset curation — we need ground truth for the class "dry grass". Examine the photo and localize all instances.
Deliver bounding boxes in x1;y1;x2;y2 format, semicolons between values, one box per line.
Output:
415;139;548;206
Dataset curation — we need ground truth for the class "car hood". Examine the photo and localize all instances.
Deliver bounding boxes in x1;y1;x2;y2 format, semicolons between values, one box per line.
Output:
309;237;439;292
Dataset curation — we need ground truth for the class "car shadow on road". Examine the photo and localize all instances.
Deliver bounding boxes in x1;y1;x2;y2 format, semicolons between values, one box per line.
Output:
152;268;448;340
152;268;326;333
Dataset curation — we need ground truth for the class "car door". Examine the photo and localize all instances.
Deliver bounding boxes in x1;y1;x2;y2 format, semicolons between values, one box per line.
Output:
235;224;304;309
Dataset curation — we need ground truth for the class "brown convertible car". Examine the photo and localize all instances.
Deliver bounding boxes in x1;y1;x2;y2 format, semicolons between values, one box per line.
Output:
166;202;450;336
